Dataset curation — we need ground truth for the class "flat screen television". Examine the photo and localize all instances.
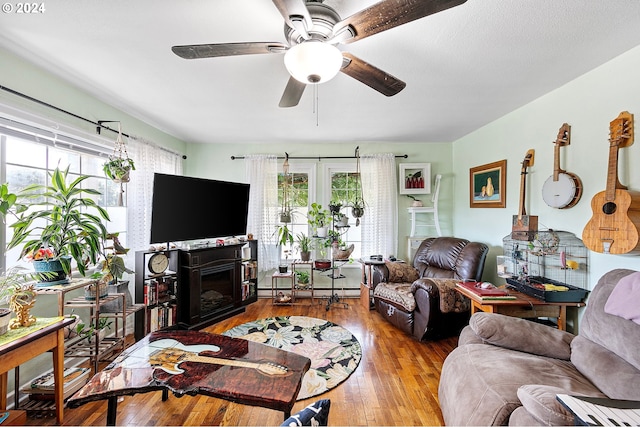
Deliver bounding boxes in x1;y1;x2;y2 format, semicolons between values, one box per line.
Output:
150;173;250;244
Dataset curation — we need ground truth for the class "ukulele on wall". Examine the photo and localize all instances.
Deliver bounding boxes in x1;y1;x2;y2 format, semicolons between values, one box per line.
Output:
582;111;640;254
512;149;538;241
542;123;583;209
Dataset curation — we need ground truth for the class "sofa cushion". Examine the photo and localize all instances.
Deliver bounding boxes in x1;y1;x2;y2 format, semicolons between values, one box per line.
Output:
438;343;601;426
580;269;640;372
372;282;415;312
604;271;640;325
571;335;640;400
385;261;419;283
517;384;605;426
469;312;574;360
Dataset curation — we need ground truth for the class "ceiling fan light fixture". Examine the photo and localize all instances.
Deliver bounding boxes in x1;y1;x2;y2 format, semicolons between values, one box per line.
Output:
284;41;343;84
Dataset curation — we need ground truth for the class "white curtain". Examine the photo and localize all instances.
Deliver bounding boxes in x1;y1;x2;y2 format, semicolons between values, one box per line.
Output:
361;153;398;258
245;154;279;271
127;137;183;253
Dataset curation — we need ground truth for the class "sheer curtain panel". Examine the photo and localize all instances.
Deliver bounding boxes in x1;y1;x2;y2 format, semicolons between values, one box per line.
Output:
361;153;398;258
245;154;279;272
127;137;183;253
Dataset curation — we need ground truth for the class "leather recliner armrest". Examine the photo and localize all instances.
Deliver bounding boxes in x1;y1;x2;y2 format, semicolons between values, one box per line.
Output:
370;264;389;288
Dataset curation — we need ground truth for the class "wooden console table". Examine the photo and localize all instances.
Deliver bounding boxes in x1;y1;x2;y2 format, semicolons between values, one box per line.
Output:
0;316;74;424
68;329;311;425
455;285;584;331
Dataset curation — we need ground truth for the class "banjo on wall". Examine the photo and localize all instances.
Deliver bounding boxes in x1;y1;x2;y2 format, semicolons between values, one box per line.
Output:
542;123;583;209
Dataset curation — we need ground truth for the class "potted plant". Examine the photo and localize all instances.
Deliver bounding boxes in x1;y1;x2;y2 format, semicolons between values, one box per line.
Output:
295;270;310;289
76;317;112;344
5;167;110;280
103;157;135;183
308;203;330;238
328;200;342;215
335;212;349;227
351;199;365;219
407;195;423;207
295;233;312;261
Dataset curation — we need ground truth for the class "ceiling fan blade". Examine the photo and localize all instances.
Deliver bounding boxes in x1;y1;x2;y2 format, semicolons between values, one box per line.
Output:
340;53;406;97
333;0;468;44
272;0;313;36
279;77;306;108
172;42;288;59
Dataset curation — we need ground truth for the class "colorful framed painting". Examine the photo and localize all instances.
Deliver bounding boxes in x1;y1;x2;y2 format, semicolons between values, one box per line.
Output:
470;160;506;208
399;163;431;195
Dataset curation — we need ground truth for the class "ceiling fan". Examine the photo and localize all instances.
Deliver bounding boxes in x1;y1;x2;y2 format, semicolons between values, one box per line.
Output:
171;0;468;107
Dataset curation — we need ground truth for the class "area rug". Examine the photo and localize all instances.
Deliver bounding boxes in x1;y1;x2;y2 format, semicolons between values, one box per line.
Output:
222;316;361;400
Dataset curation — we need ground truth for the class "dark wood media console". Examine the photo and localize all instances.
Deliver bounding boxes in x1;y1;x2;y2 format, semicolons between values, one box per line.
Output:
134;241;257;338
178;244;246;330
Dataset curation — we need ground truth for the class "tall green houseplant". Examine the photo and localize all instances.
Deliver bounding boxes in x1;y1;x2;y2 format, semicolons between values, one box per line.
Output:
6;167;110;277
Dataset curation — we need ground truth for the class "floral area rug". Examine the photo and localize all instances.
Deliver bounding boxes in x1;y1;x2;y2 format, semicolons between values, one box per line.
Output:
222;316;361;400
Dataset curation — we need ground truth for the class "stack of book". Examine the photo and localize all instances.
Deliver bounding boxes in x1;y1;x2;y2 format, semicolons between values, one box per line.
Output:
456;281;517;300
22;367;90;401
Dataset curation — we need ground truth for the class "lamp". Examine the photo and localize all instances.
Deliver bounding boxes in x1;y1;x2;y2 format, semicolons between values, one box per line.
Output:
284;41;343;84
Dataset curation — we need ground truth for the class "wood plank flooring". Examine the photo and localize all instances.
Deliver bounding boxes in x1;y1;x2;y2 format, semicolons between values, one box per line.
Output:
22;297;459;426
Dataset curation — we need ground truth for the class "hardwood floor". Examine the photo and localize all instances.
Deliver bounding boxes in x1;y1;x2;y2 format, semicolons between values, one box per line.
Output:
23;297;459;426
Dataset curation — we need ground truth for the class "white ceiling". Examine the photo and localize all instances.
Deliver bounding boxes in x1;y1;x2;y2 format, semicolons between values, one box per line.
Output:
1;0;640;145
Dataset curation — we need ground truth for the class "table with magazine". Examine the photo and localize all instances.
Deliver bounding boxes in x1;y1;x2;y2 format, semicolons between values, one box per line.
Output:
455;281;584;331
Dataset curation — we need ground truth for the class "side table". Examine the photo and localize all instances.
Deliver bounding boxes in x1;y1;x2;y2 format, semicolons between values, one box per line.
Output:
271;271;294;305
455;284;585;331
359;258;385;310
292;260;314;304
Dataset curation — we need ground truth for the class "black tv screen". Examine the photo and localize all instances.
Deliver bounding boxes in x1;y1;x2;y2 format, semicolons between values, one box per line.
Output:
150;173;250;244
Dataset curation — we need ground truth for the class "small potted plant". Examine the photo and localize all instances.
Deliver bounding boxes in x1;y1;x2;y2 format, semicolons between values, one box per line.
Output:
328;200;342;214
308;203;330;238
0;266;44;334
103;157;135;183
335;212;349;227
407;195;423;207
295;270;310;289
76;317;112;344
295;233;312;261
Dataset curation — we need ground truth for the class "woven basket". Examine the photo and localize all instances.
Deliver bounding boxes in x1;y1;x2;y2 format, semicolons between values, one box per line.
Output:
84;282;108;300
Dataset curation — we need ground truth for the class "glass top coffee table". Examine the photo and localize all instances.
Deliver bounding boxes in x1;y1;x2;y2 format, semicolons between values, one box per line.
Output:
68;330;311;425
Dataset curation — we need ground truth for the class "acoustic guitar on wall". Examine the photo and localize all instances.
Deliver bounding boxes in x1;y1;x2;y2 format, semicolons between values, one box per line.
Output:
542;123;583;209
582;111;640;254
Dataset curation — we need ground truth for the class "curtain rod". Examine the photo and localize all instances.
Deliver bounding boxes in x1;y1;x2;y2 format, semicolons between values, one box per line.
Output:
0;85;129;137
0;84;187;159
231;154;408;160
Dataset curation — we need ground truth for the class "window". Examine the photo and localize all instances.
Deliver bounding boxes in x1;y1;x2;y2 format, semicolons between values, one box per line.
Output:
1;133;124;272
324;163;363;262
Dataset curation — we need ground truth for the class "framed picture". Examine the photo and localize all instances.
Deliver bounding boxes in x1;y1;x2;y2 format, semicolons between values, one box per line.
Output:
470;159;506;208
399;163;431;195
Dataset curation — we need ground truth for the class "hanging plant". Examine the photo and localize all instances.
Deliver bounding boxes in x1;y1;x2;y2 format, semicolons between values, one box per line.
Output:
351;146;365;224
101;121;134;206
103;157;135;183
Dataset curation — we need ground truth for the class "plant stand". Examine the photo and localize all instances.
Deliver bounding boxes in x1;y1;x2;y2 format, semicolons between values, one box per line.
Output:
292;260;315;305
271;272;294;305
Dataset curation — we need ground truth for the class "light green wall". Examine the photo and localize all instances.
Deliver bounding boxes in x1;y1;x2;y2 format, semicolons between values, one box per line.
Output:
0;48;187;153
185;141;453;260
452;45;640;287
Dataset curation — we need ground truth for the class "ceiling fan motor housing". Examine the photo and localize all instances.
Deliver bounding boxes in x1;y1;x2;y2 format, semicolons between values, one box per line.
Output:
285;2;342;45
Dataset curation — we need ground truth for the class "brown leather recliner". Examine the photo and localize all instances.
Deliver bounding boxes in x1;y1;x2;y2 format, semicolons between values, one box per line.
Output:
372;237;489;340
